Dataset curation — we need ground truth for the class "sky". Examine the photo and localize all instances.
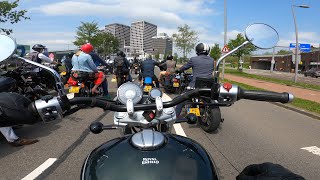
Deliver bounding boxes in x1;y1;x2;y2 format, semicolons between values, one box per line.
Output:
3;0;320;54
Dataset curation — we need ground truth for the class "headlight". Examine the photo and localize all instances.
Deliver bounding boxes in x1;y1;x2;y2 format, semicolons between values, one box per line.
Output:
149;88;162;100
117;82;143;105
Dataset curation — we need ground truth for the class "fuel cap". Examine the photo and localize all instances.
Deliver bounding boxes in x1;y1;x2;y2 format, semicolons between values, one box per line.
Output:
131;129;165;150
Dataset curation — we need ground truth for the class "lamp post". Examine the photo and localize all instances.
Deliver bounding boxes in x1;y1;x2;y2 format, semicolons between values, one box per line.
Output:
292;1;310;82
221;0;227;80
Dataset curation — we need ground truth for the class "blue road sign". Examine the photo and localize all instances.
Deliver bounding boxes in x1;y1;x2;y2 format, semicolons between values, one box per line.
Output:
289;43;311;52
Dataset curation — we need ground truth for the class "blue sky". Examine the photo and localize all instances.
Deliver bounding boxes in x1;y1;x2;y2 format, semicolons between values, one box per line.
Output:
4;0;320;53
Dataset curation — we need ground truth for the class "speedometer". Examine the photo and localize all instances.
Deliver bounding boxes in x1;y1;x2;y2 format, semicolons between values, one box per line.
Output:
117;82;143;105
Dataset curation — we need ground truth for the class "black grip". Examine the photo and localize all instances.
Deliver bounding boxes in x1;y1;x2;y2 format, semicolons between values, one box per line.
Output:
238;88;292;103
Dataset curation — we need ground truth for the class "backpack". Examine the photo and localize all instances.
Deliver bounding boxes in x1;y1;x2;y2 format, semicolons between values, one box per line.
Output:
114;56;129;74
30;52;41;63
0;92;39;127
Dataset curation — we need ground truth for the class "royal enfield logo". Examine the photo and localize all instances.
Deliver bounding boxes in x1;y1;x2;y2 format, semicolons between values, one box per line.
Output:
142;158;159;165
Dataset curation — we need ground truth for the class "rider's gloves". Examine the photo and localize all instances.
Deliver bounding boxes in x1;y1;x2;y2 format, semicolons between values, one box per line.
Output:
236;162;305;180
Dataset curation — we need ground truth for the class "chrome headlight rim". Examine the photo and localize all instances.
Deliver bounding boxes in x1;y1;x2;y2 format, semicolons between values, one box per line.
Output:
117;82;143;105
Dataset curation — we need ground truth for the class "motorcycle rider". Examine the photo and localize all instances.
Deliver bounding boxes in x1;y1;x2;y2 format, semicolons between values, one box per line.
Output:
113;51;131;87
158;54;176;81
175;43;214;118
89;50;110;98
70;43;105;94
139;55;162;88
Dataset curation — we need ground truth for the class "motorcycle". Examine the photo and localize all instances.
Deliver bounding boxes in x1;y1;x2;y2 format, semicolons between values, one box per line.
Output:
178;72;193;94
0;66;49;100
160;73;181;94
67;73;104;97
132;63;140;74
142;76;155;94
0;23;293;180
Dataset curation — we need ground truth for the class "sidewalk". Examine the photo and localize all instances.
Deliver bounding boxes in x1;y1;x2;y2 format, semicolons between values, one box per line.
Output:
224;74;320;103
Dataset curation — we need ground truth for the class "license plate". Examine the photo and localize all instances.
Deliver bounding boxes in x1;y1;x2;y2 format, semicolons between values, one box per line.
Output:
69;86;80;93
188;108;200;116
144;85;152;92
60;71;66;76
173;82;179;87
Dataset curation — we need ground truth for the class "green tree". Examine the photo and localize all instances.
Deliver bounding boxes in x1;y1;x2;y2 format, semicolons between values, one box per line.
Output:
95;32;119;57
0;0;30;35
172;24;198;61
74;21;100;46
227;33;256;70
155;53;160;60
210;43;221;60
173;53;178;62
277;49;291;55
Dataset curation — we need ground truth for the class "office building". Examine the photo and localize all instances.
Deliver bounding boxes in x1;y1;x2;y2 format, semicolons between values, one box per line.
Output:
104;23;130;51
152;33;173;55
130;21;157;55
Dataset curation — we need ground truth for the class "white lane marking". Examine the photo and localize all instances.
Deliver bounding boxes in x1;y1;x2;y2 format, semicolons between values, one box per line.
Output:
162;93;187;137
301;146;320;156
22;158;57;180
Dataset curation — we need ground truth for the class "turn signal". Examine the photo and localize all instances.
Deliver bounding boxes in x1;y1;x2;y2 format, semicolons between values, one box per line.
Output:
223;83;232;92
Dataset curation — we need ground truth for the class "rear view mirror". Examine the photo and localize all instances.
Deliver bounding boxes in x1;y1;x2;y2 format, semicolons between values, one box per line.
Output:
245;23;279;49
0;35;16;62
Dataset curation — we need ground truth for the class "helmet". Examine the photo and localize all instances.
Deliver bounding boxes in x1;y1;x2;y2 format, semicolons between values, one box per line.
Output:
195;43;210;55
67;52;74;58
166;55;173;60
117;51;125;57
32;44;46;52
81;43;94;54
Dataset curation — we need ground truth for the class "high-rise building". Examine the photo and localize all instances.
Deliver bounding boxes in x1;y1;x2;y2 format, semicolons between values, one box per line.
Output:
130;21;157;55
152;33;173;56
104;23;130;51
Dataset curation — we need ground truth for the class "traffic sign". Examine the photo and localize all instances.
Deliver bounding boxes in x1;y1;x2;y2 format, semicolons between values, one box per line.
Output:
221;45;230;53
289;43;311;52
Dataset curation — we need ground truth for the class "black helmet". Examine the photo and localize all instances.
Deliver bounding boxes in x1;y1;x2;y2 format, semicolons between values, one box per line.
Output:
67;52;74;58
117;51;125;57
166;55;173;60
195;43;210;55
32;44;46;52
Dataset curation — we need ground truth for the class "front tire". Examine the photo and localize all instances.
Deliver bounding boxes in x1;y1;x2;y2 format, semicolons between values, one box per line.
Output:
199;106;221;133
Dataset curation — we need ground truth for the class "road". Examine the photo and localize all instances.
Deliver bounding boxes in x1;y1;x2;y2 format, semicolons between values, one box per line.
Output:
244;69;320;86
0;73;320;179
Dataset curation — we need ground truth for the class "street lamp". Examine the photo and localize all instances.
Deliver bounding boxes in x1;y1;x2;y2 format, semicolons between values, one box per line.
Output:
292;1;310;83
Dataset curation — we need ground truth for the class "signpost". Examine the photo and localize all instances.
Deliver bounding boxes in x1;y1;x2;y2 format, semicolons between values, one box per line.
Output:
221;45;230;53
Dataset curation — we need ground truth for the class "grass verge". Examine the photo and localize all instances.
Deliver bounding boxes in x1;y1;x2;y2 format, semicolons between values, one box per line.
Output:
223;78;320;115
225;68;320;91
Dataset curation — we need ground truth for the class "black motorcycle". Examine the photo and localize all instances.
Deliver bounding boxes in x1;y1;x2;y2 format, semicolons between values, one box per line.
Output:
0;66;49;100
1;23;291;180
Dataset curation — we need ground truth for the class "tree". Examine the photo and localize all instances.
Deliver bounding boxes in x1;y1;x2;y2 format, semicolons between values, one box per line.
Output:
95;32;119;57
277;49;291;55
155;53;160;60
227;33;256;70
173;53;178;62
74;21;100;46
0;0;30;35
210;43;221;60
172;24;198;61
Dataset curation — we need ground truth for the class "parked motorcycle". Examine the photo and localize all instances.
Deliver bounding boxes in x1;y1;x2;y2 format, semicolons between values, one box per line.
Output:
0;23;292;180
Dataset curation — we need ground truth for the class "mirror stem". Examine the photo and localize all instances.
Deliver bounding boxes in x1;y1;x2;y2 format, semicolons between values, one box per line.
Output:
214;41;250;83
14;55;66;96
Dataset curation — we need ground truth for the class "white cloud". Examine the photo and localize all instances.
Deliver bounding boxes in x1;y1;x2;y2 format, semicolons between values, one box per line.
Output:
278;32;320;47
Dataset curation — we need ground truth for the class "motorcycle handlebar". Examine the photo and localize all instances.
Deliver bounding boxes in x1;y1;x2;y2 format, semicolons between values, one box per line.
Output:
69;88;212;112
237;88;294;103
67;87;294;112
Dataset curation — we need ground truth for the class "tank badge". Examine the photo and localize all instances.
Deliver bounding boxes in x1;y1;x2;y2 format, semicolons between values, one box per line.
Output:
142;158;159;165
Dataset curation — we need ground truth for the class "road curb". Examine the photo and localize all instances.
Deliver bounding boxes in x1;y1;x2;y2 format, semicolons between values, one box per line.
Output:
271;102;320;120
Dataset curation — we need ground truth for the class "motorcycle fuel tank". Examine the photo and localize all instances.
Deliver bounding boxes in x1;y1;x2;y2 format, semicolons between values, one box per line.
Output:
81;133;219;180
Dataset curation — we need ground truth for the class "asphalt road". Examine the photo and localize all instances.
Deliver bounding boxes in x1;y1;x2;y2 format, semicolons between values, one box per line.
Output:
0;72;320;179
244;69;320;86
